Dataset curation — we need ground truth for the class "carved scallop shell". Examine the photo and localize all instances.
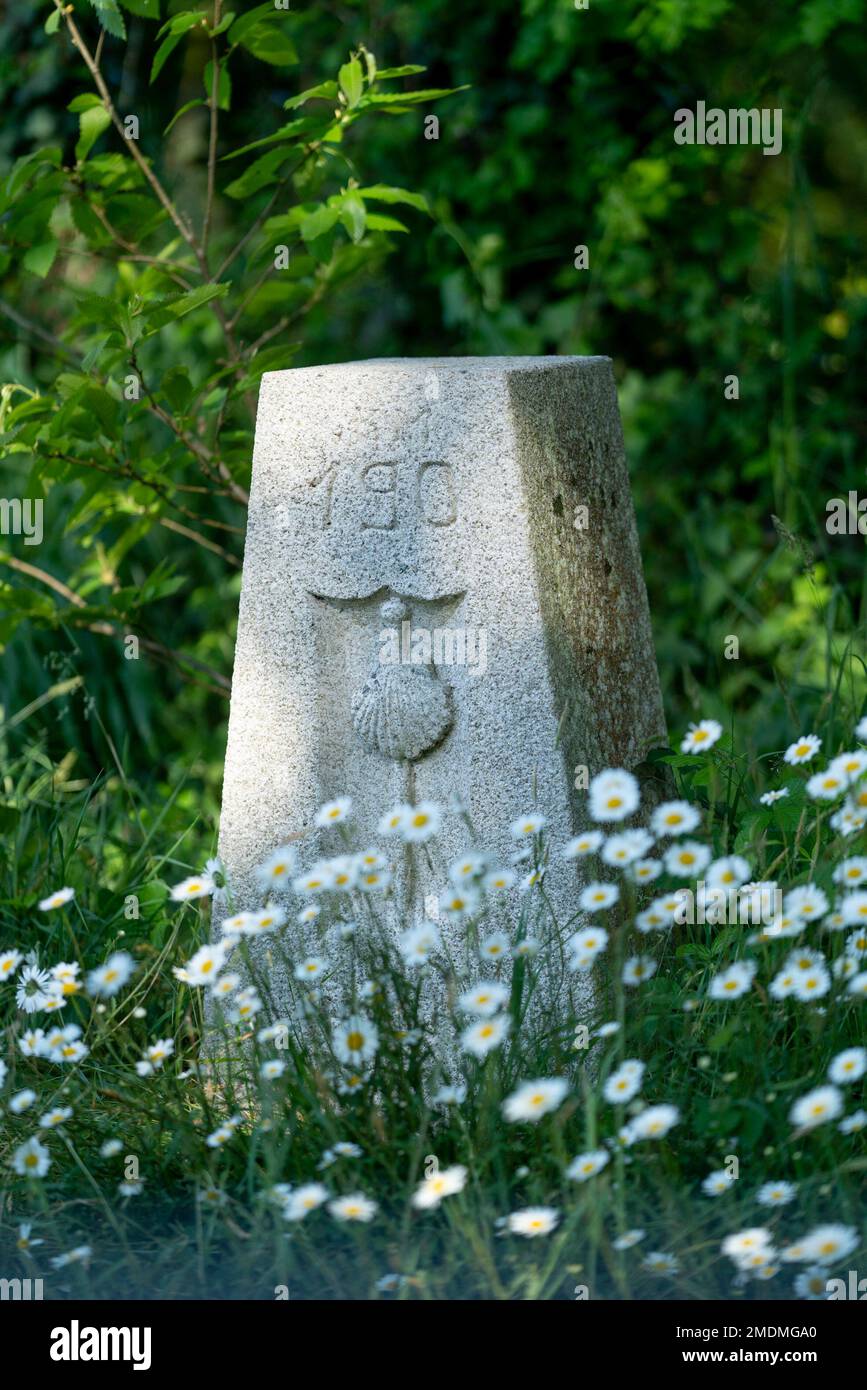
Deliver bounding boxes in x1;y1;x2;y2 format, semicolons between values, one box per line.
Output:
351;665;451;762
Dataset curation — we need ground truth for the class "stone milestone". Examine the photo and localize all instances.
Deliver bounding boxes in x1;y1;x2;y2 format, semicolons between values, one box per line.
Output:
213;356;666;1030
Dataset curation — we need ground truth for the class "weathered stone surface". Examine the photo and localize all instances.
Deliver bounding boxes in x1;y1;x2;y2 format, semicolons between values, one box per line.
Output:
213;357;666;1032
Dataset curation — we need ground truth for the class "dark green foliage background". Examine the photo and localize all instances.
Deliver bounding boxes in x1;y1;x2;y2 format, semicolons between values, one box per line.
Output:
1;0;866;828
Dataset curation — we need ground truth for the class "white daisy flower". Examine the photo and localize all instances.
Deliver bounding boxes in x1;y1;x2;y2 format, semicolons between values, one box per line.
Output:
631;858;663;885
482;867;517;892
457;981;510;1016
378;804;411;836
432;1083;467;1106
507;1207;559;1237
760;788;789;806
170;873;215;903
260;1059;286;1080
663;840;711;877
211;973;240;998
479;932;510;960
461;1015;510;1058
329;1192;377;1223
38;886;75;911
356;866;393;893
784;884;830;921
613;1229;645;1250
603;1061;645;1104
833;856;867;886
412;1164;467;1209
579;882;619;912
510;812;546;838
708;960;757;1001
702;1169;736;1196
0;948;23;980
846;970;867;995
791;967;830;1001
502;1077;568;1123
643;1251;679;1273
681;719;723;754
622;955;657;986
294;956;329;983
650;801;701;837
789;1085;844;1130
10;1089;36;1114
293;861;336;894
566;1149;609;1182
756;1181;797;1207
182;943;230;988
601;829;654;867
588;769;640;823
439;886;481;919
563;830;604;858
283;1183;329;1221
401;802;442;843
721;1228;774;1262
448;852;487;884
15;964;53;1014
799;1224;859;1266
806;769;845;801
314;797;352;828
254;844;297;890
828;1047;867;1084
783;734;821;765
11;1136;51;1177
839;1109;867;1133
334;1015;378;1067
399;922;441;968
706;855;751;890
86;951;135;998
829;749;867;784
568;926;609;963
630;1103;680;1140
794;1267;833;1299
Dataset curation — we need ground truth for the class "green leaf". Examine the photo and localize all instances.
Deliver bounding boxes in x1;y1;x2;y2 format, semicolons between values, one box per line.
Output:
224;147;289;200
209;10;235;34
203;59;231;111
375;65;427;79
226;2;277;44
85;0;127;39
156;9;204;38
363;87;466;107
119;0;161;15
44;8;61;33
283;81;338;111
356;184;430;214
151;13;202;80
239;23;297;65
337;193;366;243
338;58;364;109
68;93;104;113
364;212;409;233
76;104;112;162
163;99;206;135
300;205;339;242
221;116;333;162
23;239;58;278
141;282;229;331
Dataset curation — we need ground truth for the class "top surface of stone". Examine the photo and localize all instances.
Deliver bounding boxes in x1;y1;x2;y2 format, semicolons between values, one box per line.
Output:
262;355;611;380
